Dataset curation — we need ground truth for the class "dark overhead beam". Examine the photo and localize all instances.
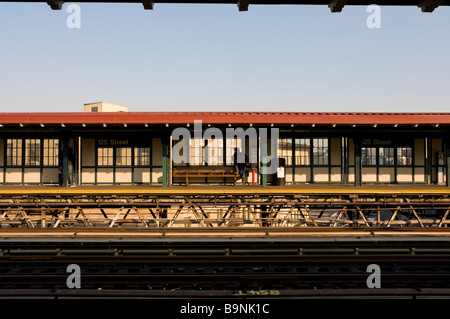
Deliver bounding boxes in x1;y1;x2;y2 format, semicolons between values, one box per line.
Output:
237;0;249;11
142;0;154;9
328;0;347;12
418;0;444;11
46;0;63;10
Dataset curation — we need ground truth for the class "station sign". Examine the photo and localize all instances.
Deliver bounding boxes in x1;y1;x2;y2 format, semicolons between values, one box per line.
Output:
360;137;413;147
96;138;150;147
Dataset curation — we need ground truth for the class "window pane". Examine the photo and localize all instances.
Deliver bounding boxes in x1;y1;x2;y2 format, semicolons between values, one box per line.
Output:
6;139;22;166
205;138;223;165
43;139;59;167
25;139;41;166
362;147;377;166
379;147;394;166
189;138;205;166
313;138;328;165
278;138;292;166
295;138;310;165
397;147;412;166
134;147;150;166
226;138;243;165
98;148;113;166
116;147;132;166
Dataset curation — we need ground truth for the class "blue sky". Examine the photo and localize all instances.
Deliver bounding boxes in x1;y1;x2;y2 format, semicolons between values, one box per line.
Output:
0;2;449;113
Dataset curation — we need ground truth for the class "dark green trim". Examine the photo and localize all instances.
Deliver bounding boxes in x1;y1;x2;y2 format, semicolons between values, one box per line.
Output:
354;139;362;187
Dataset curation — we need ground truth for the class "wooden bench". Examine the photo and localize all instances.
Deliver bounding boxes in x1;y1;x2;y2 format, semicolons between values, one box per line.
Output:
173;167;242;185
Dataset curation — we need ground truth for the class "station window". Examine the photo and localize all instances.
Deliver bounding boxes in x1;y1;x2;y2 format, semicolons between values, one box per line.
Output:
43;139;59;167
362;147;377;166
6;139;22;166
379;147;394;166
98;147;114;166
189;138;205;165
397;147;412;166
226;138;243;165
278;138;293;166
25;139;41;166
135;147;150;166
204;138;223;166
115;147;132;166
312;138;329;166
295;138;310;166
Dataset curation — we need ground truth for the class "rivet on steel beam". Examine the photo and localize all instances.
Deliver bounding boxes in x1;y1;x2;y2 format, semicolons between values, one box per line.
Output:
46;0;64;10
237;0;249;11
418;0;443;12
328;0;347;12
142;0;154;10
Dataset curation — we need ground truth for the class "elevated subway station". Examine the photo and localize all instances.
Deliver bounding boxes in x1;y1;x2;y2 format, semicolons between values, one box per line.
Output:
0;111;449;298
0;111;448;229
0;111;448;188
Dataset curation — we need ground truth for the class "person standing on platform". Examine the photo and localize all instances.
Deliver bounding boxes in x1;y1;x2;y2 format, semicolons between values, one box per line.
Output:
233;148;247;179
68;147;76;187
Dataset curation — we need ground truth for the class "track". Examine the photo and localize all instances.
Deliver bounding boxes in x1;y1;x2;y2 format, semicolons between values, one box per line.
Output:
0;228;450;298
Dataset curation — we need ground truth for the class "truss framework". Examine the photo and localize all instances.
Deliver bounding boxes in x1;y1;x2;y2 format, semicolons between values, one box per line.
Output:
0;192;449;228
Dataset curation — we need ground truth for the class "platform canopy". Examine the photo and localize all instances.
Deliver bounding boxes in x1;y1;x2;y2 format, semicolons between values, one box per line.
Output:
0;112;449;127
1;0;449;12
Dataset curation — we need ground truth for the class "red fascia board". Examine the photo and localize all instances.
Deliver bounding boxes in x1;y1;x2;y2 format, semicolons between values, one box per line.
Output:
0;112;450;125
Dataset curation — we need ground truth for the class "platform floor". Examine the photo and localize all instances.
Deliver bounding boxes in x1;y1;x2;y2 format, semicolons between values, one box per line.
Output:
0;184;448;195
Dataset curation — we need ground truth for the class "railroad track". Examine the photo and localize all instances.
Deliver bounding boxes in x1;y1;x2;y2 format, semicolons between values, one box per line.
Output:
0;228;450;298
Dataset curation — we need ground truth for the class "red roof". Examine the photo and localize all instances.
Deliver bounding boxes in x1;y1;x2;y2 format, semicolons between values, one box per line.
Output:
0;112;449;125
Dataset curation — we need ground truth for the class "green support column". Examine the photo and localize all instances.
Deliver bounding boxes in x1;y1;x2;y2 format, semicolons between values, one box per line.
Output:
354;138;362;187
261;154;267;187
62;137;68;187
162;141;168;188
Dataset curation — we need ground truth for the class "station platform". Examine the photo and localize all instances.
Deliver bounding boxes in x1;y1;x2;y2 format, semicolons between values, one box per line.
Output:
0;184;448;195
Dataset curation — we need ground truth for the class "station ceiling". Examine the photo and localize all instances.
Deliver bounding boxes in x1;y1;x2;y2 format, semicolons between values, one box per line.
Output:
0;0;449;12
